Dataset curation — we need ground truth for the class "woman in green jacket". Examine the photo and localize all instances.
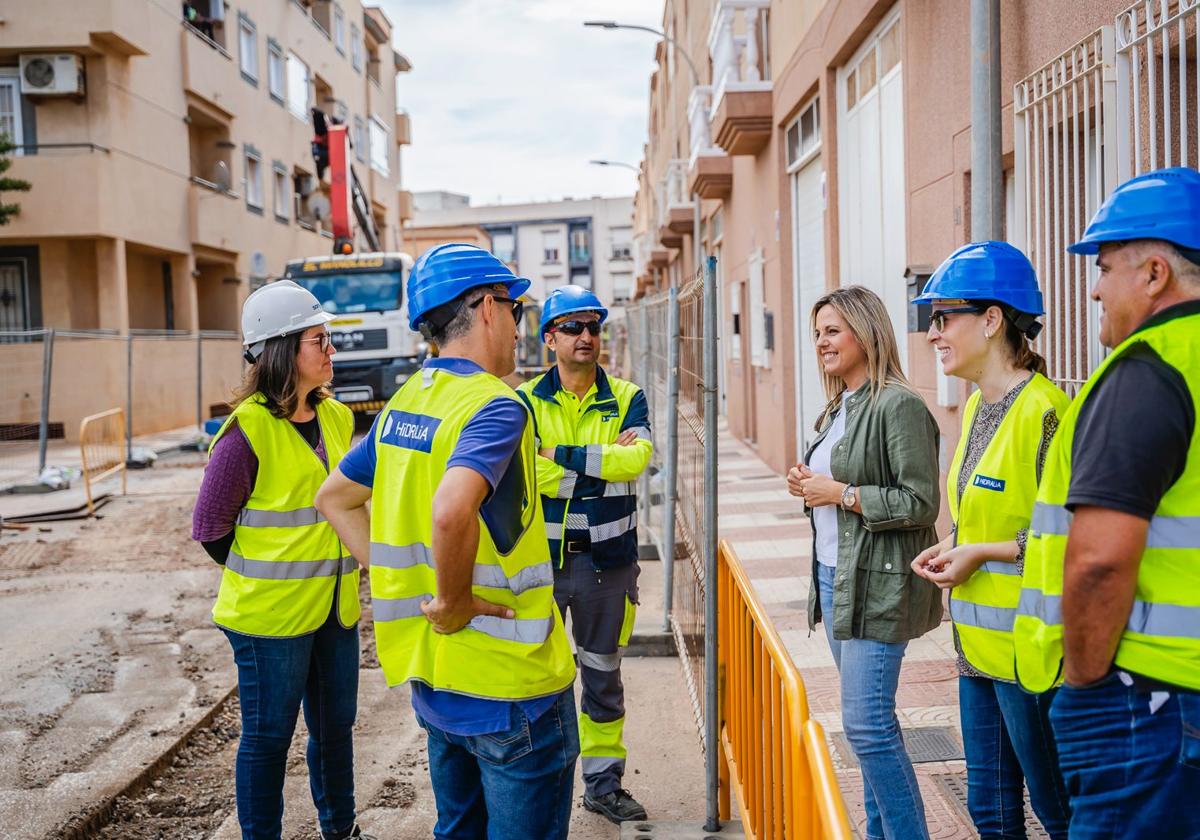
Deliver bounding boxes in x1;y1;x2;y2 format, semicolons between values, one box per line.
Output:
787;285;941;840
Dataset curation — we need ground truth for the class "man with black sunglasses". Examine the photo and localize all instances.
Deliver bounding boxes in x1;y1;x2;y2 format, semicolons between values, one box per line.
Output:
516;285;653;825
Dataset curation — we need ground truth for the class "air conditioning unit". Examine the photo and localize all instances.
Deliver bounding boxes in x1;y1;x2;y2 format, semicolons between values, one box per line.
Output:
19;54;84;96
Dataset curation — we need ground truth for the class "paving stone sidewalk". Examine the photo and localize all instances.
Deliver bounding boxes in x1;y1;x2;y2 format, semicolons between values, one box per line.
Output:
715;427;980;840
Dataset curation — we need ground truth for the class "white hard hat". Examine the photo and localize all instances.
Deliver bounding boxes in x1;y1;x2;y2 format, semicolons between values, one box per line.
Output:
241;279;335;360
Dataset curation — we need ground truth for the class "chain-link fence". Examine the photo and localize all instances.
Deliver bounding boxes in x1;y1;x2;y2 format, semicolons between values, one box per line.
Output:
0;329;243;489
621;256;720;827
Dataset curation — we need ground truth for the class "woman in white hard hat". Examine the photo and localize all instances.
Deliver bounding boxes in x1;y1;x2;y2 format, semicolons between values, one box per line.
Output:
192;280;371;840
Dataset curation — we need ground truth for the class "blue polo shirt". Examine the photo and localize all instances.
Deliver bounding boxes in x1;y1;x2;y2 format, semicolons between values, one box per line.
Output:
339;357;559;734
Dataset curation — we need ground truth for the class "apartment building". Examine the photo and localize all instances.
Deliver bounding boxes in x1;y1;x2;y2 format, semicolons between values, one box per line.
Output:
0;0;414;339
409;195;637;315
634;0;1199;476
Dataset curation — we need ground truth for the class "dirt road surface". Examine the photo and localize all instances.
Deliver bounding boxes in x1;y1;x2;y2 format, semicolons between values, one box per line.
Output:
0;449;705;839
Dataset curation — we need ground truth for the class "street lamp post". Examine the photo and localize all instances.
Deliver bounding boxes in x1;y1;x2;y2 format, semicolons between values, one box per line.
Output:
585;18;718;834
588;159;640;172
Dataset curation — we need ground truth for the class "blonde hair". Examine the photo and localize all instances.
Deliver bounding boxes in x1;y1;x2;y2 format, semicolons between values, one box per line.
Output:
810;285;911;431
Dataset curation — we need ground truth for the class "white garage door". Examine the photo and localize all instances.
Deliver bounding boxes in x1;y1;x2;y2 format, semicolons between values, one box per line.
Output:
788;97;826;457
836;10;908;367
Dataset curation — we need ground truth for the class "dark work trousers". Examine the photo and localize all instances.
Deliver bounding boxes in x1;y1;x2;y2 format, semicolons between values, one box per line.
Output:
552;554;640;797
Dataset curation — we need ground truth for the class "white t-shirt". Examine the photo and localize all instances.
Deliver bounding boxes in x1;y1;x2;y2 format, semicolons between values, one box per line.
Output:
808;393;849;568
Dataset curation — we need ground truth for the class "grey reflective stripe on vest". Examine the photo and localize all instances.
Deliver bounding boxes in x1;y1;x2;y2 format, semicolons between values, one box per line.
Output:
567;512;589;529
1017;589;1062;625
585;445;603;476
469;614;555;644
979;560;1021;576
578;648;622;672
1031;502;1071;537
591;511;637;542
371;542;433;570
557;470;577;499
374;593;433;621
238;506;327;527
582;756;625;776
1126;600;1200;638
949;598;1016;632
473;561;554;595
1032;504;1200;549
603;482;634;498
226;552;354;580
626;426;651;441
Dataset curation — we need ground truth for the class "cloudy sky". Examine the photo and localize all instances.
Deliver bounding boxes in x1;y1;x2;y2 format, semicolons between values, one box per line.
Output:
375;0;662;205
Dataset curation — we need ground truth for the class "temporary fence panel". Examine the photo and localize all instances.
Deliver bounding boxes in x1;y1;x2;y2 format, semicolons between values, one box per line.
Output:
79;407;127;515
718;540;853;840
1115;0;1200;174
0;329;52;487
1013;28;1120;394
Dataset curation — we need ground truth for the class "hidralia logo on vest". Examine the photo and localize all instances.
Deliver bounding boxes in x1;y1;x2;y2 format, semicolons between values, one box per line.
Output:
972;474;1006;492
380;410;442;453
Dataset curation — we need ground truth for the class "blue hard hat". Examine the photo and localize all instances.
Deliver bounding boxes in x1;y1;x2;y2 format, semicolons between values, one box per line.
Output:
1068;166;1200;255
407;243;530;330
539;285;608;336
913;240;1044;316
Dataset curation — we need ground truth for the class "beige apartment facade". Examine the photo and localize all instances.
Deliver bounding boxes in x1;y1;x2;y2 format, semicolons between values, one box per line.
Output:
634;0;1198;476
0;0;414;435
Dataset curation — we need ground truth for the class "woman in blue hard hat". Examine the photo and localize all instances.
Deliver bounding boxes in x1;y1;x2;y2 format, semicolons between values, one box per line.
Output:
910;242;1071;839
192;280;371;840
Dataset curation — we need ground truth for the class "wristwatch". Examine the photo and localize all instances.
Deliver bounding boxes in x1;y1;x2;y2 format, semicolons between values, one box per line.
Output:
840;484;858;510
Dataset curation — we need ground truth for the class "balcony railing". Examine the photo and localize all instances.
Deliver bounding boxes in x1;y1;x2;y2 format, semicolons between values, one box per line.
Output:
709;0;772;106
688;86;721;167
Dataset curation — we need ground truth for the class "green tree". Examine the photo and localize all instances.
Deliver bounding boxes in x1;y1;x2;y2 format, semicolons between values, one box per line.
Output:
0;132;32;226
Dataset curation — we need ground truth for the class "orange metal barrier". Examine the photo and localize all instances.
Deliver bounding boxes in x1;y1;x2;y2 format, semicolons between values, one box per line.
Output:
718;539;853;840
79;407;126;515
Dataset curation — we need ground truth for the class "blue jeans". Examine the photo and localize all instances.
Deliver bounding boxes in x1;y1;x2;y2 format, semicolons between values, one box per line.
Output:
1049;671;1200;840
959;675;1070;839
817;563;929;840
223;605;360;840
420;687;579;840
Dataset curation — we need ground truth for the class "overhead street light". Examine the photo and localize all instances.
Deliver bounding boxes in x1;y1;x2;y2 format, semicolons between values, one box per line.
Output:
588;159;640;172
583;20;701;86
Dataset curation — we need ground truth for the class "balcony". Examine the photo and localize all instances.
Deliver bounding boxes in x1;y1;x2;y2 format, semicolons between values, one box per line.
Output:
688;86;733;199
648;248;670;269
656;160;694;244
395;111;412;146
3;0;151;56
2;148;104;239
709;0;772;156
188;180;243;254
181;24;238;118
398;189;414;222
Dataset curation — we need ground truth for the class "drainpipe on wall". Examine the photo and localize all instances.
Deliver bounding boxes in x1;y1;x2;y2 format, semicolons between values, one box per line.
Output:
971;0;1003;241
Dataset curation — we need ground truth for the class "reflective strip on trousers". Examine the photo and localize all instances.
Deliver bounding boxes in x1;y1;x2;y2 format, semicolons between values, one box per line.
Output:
225;552;354;580
581;756;625;776
371;542;433;570
949;598;1016;632
585;445;603;476
238;506;327;527
1019;589;1200;639
578;648;622;672
473;561;554;595
591;512;637;542
373;594;557;644
1033;503;1200;549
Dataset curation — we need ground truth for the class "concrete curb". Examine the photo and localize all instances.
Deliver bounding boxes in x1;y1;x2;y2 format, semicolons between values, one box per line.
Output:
625;630;677;658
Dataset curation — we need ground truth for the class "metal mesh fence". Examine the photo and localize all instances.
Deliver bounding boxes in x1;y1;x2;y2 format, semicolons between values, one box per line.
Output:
0;329;242;489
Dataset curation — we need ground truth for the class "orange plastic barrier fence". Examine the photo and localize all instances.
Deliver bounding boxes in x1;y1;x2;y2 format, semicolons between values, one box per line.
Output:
718;539;853;840
79;407;126;515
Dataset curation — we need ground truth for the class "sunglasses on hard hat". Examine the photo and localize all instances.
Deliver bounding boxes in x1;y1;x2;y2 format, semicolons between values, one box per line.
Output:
552;320;601;337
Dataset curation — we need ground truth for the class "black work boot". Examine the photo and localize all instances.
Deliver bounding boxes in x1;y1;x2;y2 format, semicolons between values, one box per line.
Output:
324;825;377;840
583;788;649;824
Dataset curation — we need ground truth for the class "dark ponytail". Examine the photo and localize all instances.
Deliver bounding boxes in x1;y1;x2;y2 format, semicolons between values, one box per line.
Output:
1003;319;1047;376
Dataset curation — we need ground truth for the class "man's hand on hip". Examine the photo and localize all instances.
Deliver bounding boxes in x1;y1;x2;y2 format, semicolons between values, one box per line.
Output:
420;594;515;635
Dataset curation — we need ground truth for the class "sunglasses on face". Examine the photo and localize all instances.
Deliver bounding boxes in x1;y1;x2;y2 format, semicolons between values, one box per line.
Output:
929;306;984;333
469;294;524;323
552;320;601;337
299;332;333;352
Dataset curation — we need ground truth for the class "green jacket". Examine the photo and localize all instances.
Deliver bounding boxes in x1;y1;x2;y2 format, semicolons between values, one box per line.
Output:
804;382;943;643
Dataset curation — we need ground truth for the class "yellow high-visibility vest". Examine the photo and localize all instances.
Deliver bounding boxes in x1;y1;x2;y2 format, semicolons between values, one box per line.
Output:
1014;307;1200;692
947;373;1068;680
210;395;359;637
369;363;576;700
